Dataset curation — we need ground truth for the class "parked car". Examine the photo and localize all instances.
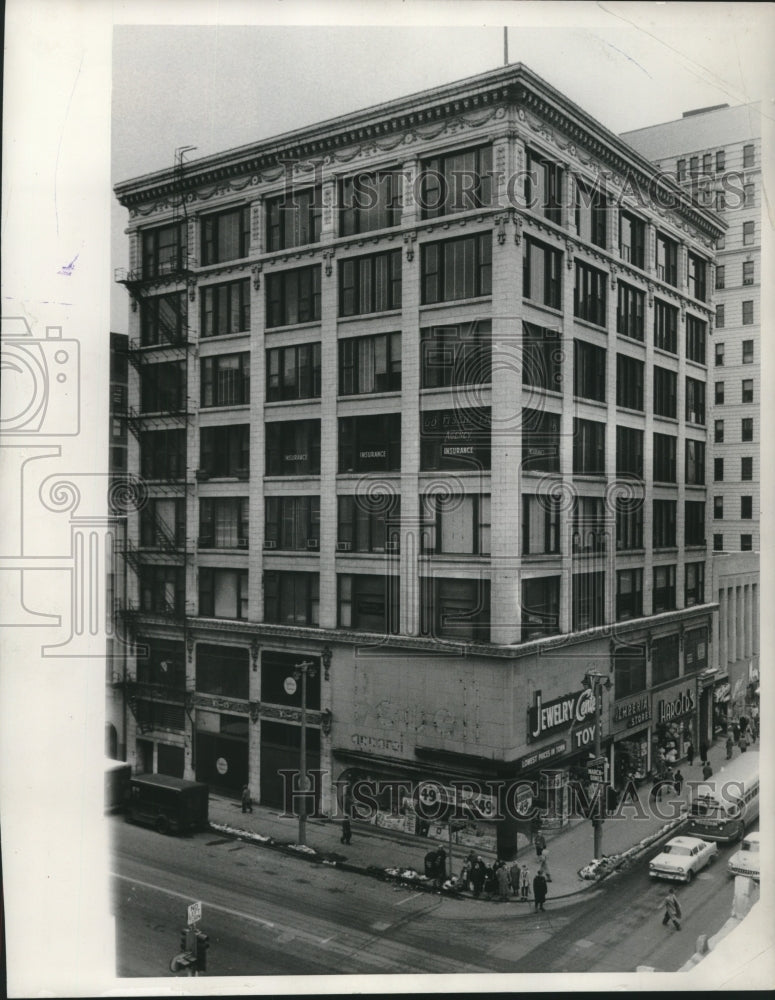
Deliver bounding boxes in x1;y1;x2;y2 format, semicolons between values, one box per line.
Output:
728;832;760;881
126;774;209;835
649;835;718;883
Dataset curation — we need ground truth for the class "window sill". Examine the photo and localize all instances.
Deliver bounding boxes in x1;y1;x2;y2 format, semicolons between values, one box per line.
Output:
616;332;645;347
572;473;607;481
264;474;321;482
198;546;250;553
653;547;678;555
522;299;563;321
265;319;322;335
686;358;707;373
419;296;492;314
336;550;399;558
615;548;646;556
572;395;607;410
338;309;402;324
263;549;319;557
420;552;490;562
616;405;645;417
521;552;562;561
653;415;678;425
199;331;251;345
653;347;679;363
201;404;250;414
338;391;402;403
573;316;608;335
264;397;321;409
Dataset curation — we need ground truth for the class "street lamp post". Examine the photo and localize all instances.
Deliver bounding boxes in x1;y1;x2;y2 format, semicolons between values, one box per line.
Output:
583;668;611;860
293;660;316;846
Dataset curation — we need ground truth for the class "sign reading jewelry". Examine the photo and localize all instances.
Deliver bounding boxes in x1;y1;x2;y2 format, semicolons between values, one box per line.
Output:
528;689;597;746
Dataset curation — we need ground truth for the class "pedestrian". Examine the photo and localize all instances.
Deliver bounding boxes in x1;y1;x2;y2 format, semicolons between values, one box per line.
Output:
538;850;552;882
739;734;748;753
471;857;485;898
726;734;734;760
340;817;352;845
739;715;749;736
496;861;510;902
732;722;740;744
530;815;542;845
702;761;713;780
520;864;530;901
686;741;695;766
483;864;497;899
508;862;521;897
241;784;252;814
533;871;548;911
534;831;546;857
699;741;709;765
662;887;682;930
750;718;759;743
673;769;684;795
435;847;447;889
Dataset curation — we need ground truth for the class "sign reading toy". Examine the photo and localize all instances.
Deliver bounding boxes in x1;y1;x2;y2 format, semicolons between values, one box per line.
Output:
654;684;696;724
528;688;596;742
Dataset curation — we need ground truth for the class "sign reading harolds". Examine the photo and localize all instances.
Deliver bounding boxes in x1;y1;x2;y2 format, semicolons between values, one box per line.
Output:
653;683;696;725
528;689;597;747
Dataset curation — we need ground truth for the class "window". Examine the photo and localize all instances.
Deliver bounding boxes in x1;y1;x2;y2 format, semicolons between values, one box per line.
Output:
265;187;321;250
421;493;490;555
339;573;399;634
266;265;321;328
713;534;723;551
522;408;560;473
140;429;186;480
266;342;322;401
201;206;250;266
742;301;754;325
614;646;647;699
716;304;725;328
573;418;605;475
525;148;563;223
713;496;724;519
422;145;493;219
574;339;606;401
616;569;643;622
715;190;725;212
421;321;491;389
743;144;755;168
340;169;401;235
715;420;724;443
717;234;725;250
715;342;724;366
340;413;401;473
201;353;250;407
653;435;677;485
196;645;249;700
261;651;321;709
338;494;400;554
687;253;707;302
685;562;705;607
685;501;705;546
266;419;321;476
741;534;753;551
200;424;250;478
715;381;725;405
744;182;755;208
653;499;677;548
199;498;249;549
574;261;607;326
656;233;678;286
652;565;676;614
686;316;706;365
572;571;605;630
685;378;705;425
340;249;402;316
521;576;560;641
142;221;186;278
654;300;678;353
521;494;560;555
715;266;725;290
741;457;753;481
743;261;754;286
137;638;186;689
572;496;608;554
422;233;491;305
420;577;490;641
652;633;679;684
616;354;644;411
575;178;607;248
689;156;698;177
141;292;187;346
616;426;644;478
264;571;319;627
619;211;645;268
741;496;753;519
140;498;185;549
140;361;185;413
521;322;562;390
654;367;677;419
703;153;712;174
616;282;645;340
616;498;643;551
339;332;401;395
199;568;248;620
265;496;320;551
742;417;753;442
523;236;562;309
201;279;250;338
716;150;725;172
685;440;705;485
139;565;185;617
421;407;490;472
676;160;686;181
714;458;724;481
742;379;753;403
743;221;755;246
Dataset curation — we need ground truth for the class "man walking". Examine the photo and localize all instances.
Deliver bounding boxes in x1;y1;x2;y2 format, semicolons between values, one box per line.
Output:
662;887;682;930
533;871;548;911
241;784;253;814
534;831;546;858
702;760;713;780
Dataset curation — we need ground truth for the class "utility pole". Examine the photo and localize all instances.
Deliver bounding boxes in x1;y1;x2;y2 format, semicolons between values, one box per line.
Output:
293;660;316;845
583;668;611;859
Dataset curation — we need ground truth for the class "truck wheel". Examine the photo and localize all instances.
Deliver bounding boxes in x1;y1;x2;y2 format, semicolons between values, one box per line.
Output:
155;815;170;835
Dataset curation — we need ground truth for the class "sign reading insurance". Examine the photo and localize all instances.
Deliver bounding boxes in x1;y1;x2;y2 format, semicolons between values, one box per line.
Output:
528;688;597;743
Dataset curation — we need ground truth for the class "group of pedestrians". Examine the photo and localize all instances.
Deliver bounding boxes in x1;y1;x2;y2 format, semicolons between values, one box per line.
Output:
456;824;552;909
725;715;757;759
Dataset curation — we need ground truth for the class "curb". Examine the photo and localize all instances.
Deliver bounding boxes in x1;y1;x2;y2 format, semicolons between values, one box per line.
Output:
578;810;689;885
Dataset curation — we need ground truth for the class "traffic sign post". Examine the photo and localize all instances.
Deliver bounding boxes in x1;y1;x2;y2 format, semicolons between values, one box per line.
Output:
171;903;205;976
188;901;202;927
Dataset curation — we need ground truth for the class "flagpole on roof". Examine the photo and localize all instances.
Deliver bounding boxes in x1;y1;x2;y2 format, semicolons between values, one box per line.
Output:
504;27;509;66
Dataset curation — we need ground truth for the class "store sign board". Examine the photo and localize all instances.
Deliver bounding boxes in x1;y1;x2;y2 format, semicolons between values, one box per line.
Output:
612;693;651;733
653;683;696;725
515;739;568;772
528;689;596;742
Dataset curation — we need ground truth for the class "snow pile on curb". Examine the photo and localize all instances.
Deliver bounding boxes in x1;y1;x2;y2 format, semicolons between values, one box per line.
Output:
287;843;317;855
210;822;272;843
577;814;686;880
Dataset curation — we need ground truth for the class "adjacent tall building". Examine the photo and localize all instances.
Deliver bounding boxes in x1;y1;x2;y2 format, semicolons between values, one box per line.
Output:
113;63;725;855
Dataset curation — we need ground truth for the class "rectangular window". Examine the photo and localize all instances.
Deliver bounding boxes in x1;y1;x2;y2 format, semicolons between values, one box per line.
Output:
200;425;250;478
741;534;753;551
716;150;725;172
742;301;754;325
338;573;399;634
521;576;560;641
715;342;724;366
743;261;754;286
521;322;562;390
140;497;185;550
266;419;321;476
654;300;678;354
340;169;401;235
521;494;560;555
715;419;724;443
421;493;490;555
196;645;249;700
616;425;644;478
653;432;677;483
614;646;647;699
689;156;698;177
142;221;186;278
687;253;707;302
141;292;187;346
139;565;185;617
199;497;249;549
338;494;400;554
618;211;645;268
714;459;724;482
653;499;677;548
714;496;724;519
715;381;725;405
575;178;607;249
266;342;322;401
743;144;755;168
685;501;705;547
525;148;563;223
201;352;250;407
523;236;562;309
741;456;753;480
265;187;321;250
616;498;643;551
616;282;645;340
339;249;402;316
421;321;491;389
140;361;185;413
572;571;605;630
654;367;677;419
422;145;493;219
420;407;490;472
573;418;606;475
616;354;644;410
140;429;186;480
743;221;755;246
261;651;321;709
686;315;706;365
266;265;321;328
339;332;401;395
741;496;753;519
137;638;187;689
573;261;607;327
742;417;753;442
716;304;725;328
572;496;608;554
676;160;686;181
715;266;725;289
713;533;723;551
422;233;491;305
263;571;319;627
652;633;679;684
685;378;705;426
200;279;250;338
703;153;712;174
573;339;606;401
198;568;248;620
744;182;755;207
652;565;676;614
715;191;726;212
616;568;643;622
522;408;560;473
742;379;753;403
655;233;678;286
201;206;250;266
265;496;320;551
685;562;705;607
421;577;490;642
340;413;401;473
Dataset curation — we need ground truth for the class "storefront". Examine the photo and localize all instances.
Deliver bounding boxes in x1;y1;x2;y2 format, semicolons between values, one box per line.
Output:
651;680;697;769
610;692;651;786
713;680;731;737
193;644;251;795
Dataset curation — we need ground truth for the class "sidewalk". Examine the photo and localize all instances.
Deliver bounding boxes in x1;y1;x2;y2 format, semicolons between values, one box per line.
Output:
207;737;741;906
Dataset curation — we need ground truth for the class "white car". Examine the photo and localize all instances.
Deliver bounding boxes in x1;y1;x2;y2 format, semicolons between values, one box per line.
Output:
728;832;760;881
649;835;719;883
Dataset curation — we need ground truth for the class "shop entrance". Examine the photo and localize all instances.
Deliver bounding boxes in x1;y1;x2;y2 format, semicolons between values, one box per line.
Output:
136;738;153;774
157;743;184;778
260;720;320;811
195;714;249;795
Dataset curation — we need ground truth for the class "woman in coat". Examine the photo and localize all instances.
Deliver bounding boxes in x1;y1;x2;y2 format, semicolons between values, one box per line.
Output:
470;857;486;898
533;871;548;911
519;864;531;901
496;861;510;902
537;850;552;881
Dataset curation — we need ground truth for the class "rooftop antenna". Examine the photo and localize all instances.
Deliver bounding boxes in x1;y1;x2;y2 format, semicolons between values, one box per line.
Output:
504;26;508;66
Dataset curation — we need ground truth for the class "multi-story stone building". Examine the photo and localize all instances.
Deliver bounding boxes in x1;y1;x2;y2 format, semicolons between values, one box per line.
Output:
113;63;724;856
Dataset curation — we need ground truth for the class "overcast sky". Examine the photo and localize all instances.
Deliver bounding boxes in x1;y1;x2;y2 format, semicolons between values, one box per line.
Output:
110;5;774;331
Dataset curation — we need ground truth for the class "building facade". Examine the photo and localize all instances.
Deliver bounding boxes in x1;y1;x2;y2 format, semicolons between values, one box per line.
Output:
114;64;723;856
